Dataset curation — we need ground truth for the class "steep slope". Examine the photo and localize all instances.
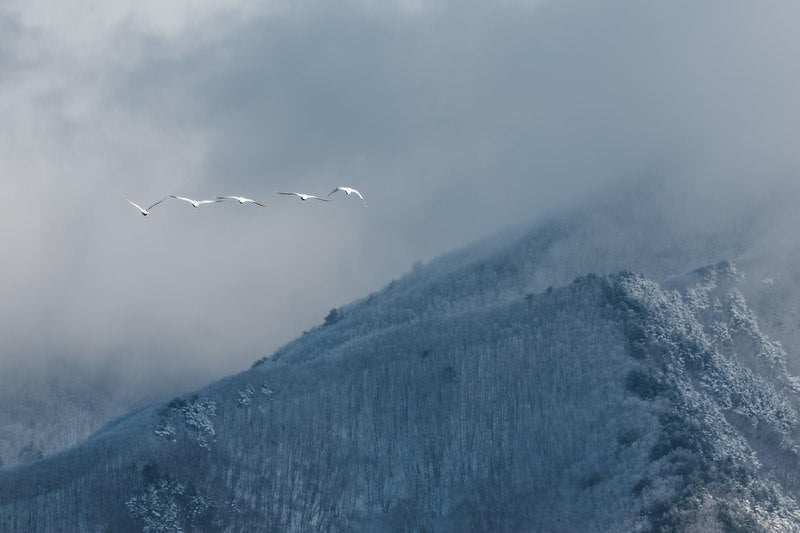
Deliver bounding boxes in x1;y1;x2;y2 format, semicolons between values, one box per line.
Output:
3;240;800;531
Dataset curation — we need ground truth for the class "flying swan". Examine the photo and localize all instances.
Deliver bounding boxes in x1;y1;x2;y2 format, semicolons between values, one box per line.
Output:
328;186;367;207
275;191;331;202
217;196;266;207
124;196;168;216
170;195;221;207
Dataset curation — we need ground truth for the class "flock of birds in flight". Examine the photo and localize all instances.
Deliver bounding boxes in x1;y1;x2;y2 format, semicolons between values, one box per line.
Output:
124;186;367;216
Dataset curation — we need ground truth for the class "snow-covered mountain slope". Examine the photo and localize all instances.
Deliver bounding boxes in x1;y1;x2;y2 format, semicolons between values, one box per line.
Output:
0;189;783;472
3;216;800;531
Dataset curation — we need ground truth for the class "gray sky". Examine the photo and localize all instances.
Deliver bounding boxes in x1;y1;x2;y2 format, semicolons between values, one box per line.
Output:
2;0;800;389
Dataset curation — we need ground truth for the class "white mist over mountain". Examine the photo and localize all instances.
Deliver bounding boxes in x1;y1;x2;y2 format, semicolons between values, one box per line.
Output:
2;0;800;388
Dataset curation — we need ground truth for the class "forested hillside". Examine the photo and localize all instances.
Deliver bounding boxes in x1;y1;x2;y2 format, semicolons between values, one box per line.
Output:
3;217;800;531
0;200;781;470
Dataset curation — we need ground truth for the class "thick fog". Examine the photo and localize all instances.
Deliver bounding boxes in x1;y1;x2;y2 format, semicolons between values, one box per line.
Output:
2;0;800;390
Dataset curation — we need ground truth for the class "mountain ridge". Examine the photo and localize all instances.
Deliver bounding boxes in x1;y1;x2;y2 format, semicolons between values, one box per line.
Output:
4;259;800;530
4;211;800;531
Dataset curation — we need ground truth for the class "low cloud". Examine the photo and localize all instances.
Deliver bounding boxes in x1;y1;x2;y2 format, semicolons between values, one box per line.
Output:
1;0;799;390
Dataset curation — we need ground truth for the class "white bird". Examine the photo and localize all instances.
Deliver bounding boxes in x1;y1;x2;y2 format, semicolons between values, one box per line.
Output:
328;186;367;207
217;195;265;207
124;195;168;216
275;191;331;202
170;195;221;208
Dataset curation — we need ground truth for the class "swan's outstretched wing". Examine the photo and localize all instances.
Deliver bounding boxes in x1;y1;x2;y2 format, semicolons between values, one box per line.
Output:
124;196;146;212
347;188;367;206
196;199;222;205
147;197;168;210
170;195;191;202
170;195;195;204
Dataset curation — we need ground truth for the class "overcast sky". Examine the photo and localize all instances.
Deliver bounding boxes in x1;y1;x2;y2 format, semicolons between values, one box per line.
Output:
2;0;800;389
